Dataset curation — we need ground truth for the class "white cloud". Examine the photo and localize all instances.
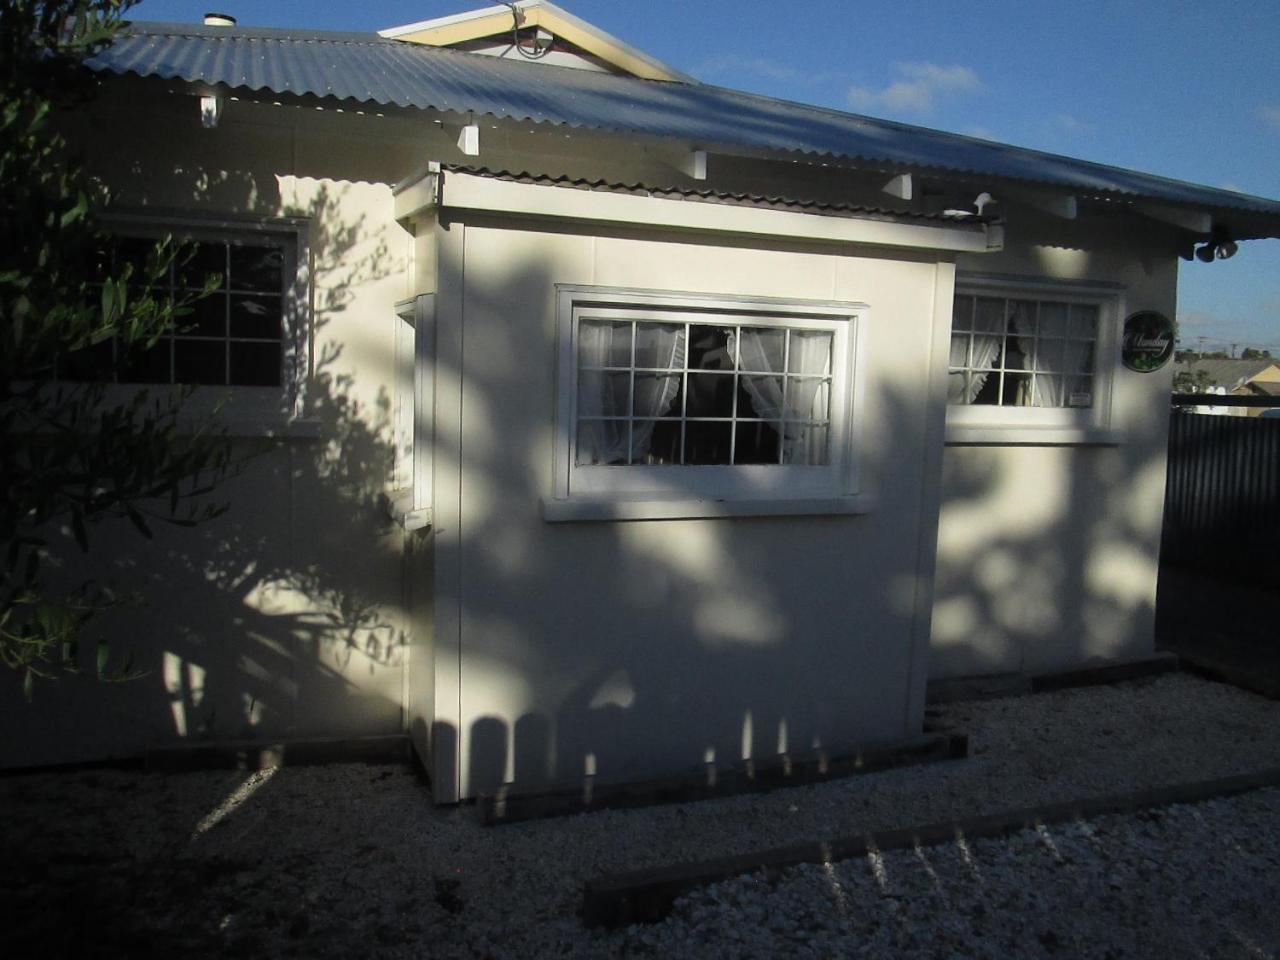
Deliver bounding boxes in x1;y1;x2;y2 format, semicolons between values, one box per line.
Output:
848;62;981;115
1259;105;1280;130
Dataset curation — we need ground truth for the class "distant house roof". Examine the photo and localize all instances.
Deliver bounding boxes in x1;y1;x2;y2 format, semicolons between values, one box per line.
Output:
86;20;1280;237
1172;358;1279;390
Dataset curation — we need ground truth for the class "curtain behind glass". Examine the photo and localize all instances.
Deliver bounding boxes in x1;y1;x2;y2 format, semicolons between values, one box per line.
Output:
733;328;831;464
577;320;685;464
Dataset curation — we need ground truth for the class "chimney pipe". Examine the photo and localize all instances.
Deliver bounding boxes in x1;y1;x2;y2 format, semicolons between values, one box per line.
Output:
203;12;236;26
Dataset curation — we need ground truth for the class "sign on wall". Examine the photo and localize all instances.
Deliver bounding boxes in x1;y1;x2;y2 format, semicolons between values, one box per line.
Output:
1121;311;1175;372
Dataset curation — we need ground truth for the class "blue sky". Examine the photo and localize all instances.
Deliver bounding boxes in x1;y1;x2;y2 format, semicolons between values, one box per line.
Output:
132;0;1280;354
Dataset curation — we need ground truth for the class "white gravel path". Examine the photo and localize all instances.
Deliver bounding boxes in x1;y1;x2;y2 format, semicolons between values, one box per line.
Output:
3;672;1279;958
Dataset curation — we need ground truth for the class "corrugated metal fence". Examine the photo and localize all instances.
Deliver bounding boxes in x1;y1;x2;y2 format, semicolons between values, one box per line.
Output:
1162;408;1280;584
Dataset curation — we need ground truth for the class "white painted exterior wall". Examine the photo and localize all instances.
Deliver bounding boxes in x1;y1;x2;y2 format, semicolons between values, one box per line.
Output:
931;214;1177;678
3;71;1179;792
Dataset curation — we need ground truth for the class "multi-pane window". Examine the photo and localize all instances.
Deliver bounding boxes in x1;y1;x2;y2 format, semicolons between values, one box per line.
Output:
63;234;288;387
575;318;833;467
948;293;1098;409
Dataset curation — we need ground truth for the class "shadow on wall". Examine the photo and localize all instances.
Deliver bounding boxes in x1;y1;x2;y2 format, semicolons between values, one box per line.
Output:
0;180;409;766
929;393;1172;680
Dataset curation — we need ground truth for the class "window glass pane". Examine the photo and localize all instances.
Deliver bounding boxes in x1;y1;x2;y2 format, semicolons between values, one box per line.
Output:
1002;337;1029;371
176;241;227;290
175;339;225;385
684;421;732;464
950;333;970;368
1008;300;1036;337
738;375;783;419
579;319;632;368
782;424;828;465
1033;337;1064;372
787;329;832;375
787;377;829;421
1038;301;1068;337
578;371;631;418
1065;339;1094;375
1069;304;1098;340
1031;374;1064;408
633;373;681;419
1000;371;1032;406
686;325;734;370
576;420;629;465
229;243;284;292
974;297;1005;335
685;372;735;418
733;421;781;464
229;294;282;339
1066;376;1094;408
633;322;683;369
971;370;1000;405
736;327;785;372
120;339;172;383
635;420;682;464
952;295;974;332
186;293;226;338
228;341;282;387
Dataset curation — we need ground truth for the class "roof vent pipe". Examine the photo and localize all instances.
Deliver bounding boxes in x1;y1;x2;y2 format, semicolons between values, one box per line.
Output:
203;12;236;26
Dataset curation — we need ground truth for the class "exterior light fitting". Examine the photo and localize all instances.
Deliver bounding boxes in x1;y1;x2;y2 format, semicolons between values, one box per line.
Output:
1215;239;1238;260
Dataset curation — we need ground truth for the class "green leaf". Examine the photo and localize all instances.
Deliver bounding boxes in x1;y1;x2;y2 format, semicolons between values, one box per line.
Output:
96;641;109;679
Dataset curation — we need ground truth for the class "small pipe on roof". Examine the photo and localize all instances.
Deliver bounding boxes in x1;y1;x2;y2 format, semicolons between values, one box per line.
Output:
203;13;236;26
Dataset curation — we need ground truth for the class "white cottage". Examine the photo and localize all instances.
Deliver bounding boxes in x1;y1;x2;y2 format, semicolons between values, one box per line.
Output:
8;2;1280;802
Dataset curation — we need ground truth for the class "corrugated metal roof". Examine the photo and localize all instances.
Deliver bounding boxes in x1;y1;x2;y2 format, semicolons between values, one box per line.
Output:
443;165;987;224
87;21;1280;223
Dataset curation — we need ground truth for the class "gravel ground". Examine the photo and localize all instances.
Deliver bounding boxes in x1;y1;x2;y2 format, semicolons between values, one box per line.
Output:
2;672;1279;959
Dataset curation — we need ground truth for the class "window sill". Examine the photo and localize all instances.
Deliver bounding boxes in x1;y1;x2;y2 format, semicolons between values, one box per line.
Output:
541;494;874;522
944;424;1122;447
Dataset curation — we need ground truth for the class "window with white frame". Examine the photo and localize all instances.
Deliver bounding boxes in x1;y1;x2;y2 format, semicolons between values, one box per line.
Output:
947;278;1116;429
554;288;863;506
62;221;305;395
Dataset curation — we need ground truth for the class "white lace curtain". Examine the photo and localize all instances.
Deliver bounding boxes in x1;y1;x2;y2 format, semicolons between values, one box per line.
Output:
578;323;831;465
1010;303;1093;408
949;298;1006;404
577;322;685;464
732;329;830;464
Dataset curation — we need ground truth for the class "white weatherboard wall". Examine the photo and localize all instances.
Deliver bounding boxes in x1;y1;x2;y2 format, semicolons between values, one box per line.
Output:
425;199;955;801
0;85;418;766
930;214;1178;679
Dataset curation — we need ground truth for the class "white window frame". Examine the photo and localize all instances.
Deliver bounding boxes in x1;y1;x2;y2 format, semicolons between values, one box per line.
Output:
97;211;313;435
545;286;870;521
945;274;1122;444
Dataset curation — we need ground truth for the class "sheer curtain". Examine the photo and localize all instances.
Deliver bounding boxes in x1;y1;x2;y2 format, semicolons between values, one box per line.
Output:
733;329;830;464
960;298;1007;403
577;321;684;464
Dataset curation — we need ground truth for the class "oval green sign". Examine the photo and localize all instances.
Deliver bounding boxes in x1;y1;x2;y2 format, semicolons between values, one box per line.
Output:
1121;311;1175;372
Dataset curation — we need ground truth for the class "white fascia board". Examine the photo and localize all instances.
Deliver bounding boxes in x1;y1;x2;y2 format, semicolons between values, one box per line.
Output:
438;172;996;253
393;165;441;225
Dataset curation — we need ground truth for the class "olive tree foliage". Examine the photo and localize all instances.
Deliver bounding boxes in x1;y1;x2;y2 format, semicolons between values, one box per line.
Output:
1;0;232;694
